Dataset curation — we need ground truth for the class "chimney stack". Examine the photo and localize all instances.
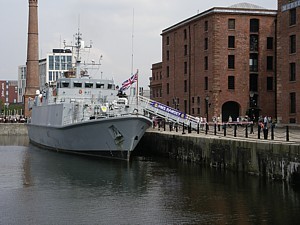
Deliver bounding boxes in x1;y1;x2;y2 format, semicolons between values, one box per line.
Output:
25;0;39;117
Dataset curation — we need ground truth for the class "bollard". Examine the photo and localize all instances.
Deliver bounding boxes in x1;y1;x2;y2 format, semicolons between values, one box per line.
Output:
205;123;208;134
218;124;221;132
286;126;289;141
263;127;268;140
188;122;192;133
214;123;217;135
223;123;227;136
234;124;237;137
271;124;274;140
182;123;186;135
163;121;166;131
197;123;199;134
175;124;178;132
245;125;248;138
250;123;254;134
258;125;261;139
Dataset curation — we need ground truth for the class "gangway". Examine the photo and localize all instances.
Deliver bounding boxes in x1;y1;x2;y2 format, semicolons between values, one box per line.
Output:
137;95;201;130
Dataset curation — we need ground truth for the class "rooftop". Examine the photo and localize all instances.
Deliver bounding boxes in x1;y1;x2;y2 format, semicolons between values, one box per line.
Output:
229;2;265;10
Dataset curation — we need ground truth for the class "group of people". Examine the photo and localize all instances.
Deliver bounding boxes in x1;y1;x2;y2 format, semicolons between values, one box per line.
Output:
0;116;27;123
257;115;274;139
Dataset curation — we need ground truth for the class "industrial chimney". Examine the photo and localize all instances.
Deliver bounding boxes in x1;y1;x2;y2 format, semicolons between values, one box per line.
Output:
25;0;40;117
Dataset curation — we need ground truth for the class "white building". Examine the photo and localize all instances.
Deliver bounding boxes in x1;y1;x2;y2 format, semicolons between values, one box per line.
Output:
18;49;73;101
41;49;73;88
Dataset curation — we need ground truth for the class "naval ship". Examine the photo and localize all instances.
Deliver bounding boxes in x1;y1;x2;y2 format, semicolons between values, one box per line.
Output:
26;31;152;160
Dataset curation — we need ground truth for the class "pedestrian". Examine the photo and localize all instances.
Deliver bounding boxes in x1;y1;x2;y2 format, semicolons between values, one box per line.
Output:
200;117;204;130
228;115;232;128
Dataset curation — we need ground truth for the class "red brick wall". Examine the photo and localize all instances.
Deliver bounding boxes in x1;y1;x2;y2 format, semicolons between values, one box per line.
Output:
152;8;276;121
277;0;300;123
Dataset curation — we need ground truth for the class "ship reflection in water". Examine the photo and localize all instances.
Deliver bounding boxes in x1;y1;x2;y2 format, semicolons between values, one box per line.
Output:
0;136;299;224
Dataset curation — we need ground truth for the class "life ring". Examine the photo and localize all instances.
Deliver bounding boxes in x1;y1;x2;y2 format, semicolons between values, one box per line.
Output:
79;89;83;94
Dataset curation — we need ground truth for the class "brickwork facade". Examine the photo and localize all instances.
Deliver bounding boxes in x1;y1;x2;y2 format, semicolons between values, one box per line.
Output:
277;0;300;124
0;81;18;106
25;0;39;117
151;5;277;122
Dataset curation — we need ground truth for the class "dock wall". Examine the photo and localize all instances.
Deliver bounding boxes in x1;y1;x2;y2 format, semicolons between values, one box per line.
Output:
136;131;300;184
0;124;28;136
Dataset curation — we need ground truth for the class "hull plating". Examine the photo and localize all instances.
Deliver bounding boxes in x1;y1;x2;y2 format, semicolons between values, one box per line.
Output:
27;116;151;159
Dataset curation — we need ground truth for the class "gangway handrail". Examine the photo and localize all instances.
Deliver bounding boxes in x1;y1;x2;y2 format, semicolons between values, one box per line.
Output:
138;95;200;129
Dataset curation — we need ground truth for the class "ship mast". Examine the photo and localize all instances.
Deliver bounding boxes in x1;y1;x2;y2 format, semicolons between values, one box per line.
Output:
64;28;93;78
75;29;83;78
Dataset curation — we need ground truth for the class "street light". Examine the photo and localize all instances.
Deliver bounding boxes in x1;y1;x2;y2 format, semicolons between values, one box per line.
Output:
249;91;255;120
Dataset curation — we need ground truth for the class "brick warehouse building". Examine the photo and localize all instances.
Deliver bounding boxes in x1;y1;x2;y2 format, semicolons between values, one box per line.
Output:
0;80;18;108
150;3;278;122
277;0;300;124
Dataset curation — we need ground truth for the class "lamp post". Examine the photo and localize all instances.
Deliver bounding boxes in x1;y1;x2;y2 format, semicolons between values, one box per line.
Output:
205;96;209;123
249;91;255;120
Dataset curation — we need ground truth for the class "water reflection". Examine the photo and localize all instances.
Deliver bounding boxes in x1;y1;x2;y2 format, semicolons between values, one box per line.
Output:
0;138;299;224
0;135;29;146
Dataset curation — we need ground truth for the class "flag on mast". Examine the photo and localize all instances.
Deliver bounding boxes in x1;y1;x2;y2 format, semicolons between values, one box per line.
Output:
120;69;138;91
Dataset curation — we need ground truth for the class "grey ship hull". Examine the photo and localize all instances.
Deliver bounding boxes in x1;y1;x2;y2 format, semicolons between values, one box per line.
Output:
27;116;152;160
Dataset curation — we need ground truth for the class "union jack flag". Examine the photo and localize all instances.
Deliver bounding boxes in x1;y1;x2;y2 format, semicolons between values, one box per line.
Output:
120;70;138;91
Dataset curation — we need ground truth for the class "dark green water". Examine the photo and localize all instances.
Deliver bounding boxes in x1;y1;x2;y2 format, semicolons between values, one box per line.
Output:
0;136;299;225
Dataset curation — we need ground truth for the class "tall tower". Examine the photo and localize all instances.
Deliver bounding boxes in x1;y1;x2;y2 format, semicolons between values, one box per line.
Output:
25;0;39;117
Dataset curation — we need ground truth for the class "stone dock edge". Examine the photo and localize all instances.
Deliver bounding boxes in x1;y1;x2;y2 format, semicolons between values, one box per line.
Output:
135;130;300;185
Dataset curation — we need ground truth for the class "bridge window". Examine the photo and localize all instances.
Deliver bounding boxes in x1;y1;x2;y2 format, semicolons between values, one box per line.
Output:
96;83;104;88
61;81;70;88
85;82;94;88
73;82;82;88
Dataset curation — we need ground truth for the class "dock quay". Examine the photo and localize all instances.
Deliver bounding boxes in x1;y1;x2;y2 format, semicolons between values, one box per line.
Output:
0;123;28;136
136;124;300;185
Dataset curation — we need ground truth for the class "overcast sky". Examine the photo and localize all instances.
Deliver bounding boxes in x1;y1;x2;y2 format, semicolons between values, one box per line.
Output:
1;0;277;88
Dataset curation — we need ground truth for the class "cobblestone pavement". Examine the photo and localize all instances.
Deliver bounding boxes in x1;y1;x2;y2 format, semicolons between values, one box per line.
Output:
148;124;300;144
